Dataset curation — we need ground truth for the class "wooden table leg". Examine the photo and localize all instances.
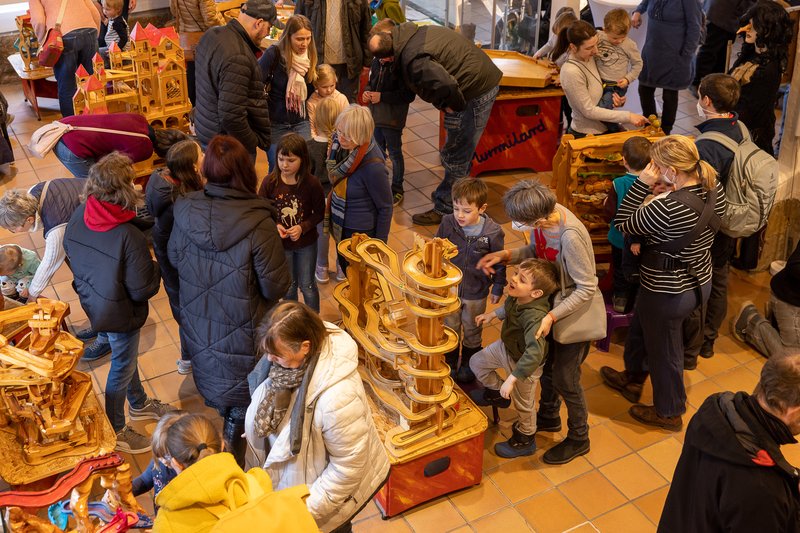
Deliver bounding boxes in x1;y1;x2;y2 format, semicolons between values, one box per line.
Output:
19;78;41;121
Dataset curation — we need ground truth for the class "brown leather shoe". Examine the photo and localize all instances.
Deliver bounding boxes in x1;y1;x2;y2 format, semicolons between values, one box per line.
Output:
600;366;643;403
629;404;683;431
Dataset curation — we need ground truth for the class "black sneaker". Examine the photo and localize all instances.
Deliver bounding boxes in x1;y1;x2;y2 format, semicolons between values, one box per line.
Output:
468;388;511;409
536;414;562;433
81;339;112;362
699;341;715;359
412;209;444;226
731;301;759;344
392;192;404;207
495;423;536;458
684;356;698;371
542;437;590;465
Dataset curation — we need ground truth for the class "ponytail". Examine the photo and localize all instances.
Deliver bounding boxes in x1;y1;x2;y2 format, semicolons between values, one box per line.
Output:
165;413;222;469
552;20;596;62
551;25;571;61
696;159;718;191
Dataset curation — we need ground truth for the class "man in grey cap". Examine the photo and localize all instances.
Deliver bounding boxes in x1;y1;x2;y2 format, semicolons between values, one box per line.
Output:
194;0;280;158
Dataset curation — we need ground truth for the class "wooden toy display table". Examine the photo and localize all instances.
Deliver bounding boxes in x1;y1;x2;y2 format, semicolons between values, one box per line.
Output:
439;51;564;176
7;54;57;121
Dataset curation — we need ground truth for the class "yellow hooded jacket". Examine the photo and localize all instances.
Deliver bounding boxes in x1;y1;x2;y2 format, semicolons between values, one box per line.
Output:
153;452;317;532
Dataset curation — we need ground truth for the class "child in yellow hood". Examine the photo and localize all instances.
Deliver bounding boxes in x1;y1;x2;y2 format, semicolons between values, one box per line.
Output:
153;413;317;532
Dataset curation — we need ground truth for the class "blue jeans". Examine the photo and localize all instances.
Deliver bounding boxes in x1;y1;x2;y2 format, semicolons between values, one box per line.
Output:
100;330;148;432
284;242;319;312
316;220;330;269
268;121;311;171
53;140;94;177
374;127;404;194
599;84;627;133
434;86;499;214
53;28;99;116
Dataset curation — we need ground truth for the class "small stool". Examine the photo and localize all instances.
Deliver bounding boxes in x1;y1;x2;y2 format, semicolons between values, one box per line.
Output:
596;303;634;352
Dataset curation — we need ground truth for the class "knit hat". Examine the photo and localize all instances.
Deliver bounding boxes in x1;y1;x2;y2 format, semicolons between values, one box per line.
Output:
240;0;283;28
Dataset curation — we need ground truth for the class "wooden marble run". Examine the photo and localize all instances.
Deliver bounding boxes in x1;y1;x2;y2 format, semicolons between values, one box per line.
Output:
551;124;665;257
0;453;147;532
0;299;115;486
334;234;487;516
72;23;192;131
14;14;39;71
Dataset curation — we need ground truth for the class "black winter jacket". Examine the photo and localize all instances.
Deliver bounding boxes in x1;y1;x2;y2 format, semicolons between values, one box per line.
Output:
167;184;291;409
145;170;180;307
705;0;756;34
194;20;271;154
731;48;784;156
259;46;315;127
392;23;502;112
295;0;371;79
64;204;161;333
365;57;415;130
659;392;800;533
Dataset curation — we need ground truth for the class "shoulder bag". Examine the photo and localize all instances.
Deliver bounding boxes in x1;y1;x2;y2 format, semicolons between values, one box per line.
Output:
28;122;151;158
38;0;69;67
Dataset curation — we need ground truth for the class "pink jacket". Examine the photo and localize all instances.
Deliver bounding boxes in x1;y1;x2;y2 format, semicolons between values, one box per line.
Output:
29;0;101;43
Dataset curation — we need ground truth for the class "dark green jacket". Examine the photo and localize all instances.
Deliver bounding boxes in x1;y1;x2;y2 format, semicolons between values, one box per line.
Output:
498;295;550;379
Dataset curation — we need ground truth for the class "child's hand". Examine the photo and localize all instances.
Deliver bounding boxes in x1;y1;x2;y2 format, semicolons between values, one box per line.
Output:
489;294;501;305
630;242;641;256
500;375;517;399
286;225;302;241
617;78;629;89
475;312;495;327
612;92;627;108
276;224;289;239
536;312;554;339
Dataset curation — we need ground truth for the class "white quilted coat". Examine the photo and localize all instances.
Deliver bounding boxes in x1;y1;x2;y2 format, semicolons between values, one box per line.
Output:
245;324;390;532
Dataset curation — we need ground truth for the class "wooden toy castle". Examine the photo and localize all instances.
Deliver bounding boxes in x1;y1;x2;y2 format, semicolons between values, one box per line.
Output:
72;23;192;130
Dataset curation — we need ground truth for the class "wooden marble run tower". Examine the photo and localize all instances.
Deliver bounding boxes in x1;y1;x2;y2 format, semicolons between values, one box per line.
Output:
0;299;115;486
72;23;192;130
551;124;665;258
334;233;488;517
14;14;39;71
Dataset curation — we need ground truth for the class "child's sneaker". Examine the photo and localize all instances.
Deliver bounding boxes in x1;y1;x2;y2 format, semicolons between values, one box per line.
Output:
115;425;152;454
336;265;347;281
495;422;536;458
315;265;330;284
468;387;511;409
392;192;404;206
176;359;192;375
129;398;177;421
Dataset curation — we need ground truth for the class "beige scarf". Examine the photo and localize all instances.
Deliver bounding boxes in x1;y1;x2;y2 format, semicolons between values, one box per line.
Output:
286;52;310;118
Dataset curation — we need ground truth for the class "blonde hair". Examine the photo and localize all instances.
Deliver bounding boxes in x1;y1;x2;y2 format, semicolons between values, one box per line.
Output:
314;64;337;88
278;15;318;84
83;152;141;210
0;245;22;276
314;96;346;137
650;135;718;191
152;411;189;461
335;104;375;146
0;190;38;230
103;0;123;11
165;414;222;469
604;8;631;35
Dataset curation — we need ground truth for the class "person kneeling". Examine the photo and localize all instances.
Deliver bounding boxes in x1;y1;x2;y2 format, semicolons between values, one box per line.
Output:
469;259;559;458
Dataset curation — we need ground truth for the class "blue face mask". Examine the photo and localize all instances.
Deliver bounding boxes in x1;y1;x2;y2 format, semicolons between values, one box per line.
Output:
370;0;383;9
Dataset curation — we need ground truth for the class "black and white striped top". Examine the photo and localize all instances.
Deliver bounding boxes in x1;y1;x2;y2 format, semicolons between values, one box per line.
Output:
615;179;726;294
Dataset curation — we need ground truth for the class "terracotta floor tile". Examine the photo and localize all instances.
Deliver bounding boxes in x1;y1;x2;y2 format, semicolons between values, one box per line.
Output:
558;470;627;519
143;370;197;405
138;322;176;352
606;412;675;451
448;479;510;521
486;458;552;503
536;454;593;486
515;489;587;533
137;345;182;381
403;498;466;532
565;523;601;533
600;454;668;500
583;424;634;467
637;438;683;482
584;384;634;424
633;486;670;524
694;352;739;377
592;503;657;532
711;365;760;393
716;335;762;365
685;379;724;409
471;507;532;533
353;514;413;533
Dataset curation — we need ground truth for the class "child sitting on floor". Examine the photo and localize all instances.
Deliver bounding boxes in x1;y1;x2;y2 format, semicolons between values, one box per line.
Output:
0;244;40;301
469;258;559;459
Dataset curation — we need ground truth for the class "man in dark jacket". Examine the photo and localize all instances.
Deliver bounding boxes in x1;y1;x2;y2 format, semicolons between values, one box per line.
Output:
683;73;744;368
660;353;800;532
295;0;372;103
369;22;503;225
64;153;172;455
692;0;757;91
194;0;279;158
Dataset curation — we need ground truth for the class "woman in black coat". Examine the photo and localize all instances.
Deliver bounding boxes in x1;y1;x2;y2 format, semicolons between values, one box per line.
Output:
167;135;291;466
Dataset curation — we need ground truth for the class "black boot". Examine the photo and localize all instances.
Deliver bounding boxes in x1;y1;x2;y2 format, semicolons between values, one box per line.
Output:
223;414;246;468
444;347;460;379
456;345;479;384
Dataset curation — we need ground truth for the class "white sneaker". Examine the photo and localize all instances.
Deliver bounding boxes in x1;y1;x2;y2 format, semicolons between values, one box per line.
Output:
336;265;347;281
176;359;192;375
315;265;330;284
115;425;151;454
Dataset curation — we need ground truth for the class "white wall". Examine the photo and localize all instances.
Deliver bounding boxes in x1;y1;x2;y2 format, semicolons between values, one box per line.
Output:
0;0;170;33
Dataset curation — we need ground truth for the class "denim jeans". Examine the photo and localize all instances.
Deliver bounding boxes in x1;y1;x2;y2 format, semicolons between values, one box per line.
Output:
284;242;320;312
316;220;330;269
434;86;499;214
268;121;312;171
100;330;148;432
54;140;94;178
374;127;404;194
53;28;99;116
445;297;487;349
599;84;627;133
745;293;800;358
538;340;591;441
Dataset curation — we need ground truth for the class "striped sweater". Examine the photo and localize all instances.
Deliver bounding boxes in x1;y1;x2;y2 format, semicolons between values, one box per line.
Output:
615;179;726;294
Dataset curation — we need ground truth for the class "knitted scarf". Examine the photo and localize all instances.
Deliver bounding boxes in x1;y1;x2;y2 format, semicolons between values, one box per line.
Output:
286;52;310;117
324;137;376;242
253;359;310;438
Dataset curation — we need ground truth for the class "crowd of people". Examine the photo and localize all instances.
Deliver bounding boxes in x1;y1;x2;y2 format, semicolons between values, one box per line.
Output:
3;0;800;530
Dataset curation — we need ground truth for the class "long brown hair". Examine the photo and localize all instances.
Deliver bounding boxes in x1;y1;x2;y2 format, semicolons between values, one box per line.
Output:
277;15;318;83
264;133;312;188
165;140;204;200
552;20;597;62
257;301;330;362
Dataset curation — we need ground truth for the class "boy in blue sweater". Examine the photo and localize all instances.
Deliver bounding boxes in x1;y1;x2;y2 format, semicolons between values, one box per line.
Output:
436;178;506;383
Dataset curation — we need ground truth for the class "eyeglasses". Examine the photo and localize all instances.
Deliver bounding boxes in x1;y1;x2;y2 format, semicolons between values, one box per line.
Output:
335;129;350;140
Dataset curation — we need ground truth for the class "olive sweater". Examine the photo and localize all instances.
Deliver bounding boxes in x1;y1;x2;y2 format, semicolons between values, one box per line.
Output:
496;294;550;379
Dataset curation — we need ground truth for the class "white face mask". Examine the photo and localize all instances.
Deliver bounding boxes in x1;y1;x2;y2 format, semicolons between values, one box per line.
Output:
696;101;707;120
661;169;676;185
512;221;537;233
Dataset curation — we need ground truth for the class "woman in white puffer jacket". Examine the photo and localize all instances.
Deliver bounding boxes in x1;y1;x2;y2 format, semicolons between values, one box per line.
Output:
245;301;390;532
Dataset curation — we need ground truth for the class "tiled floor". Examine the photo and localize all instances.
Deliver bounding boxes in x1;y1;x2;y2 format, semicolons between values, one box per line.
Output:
1;81;797;533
